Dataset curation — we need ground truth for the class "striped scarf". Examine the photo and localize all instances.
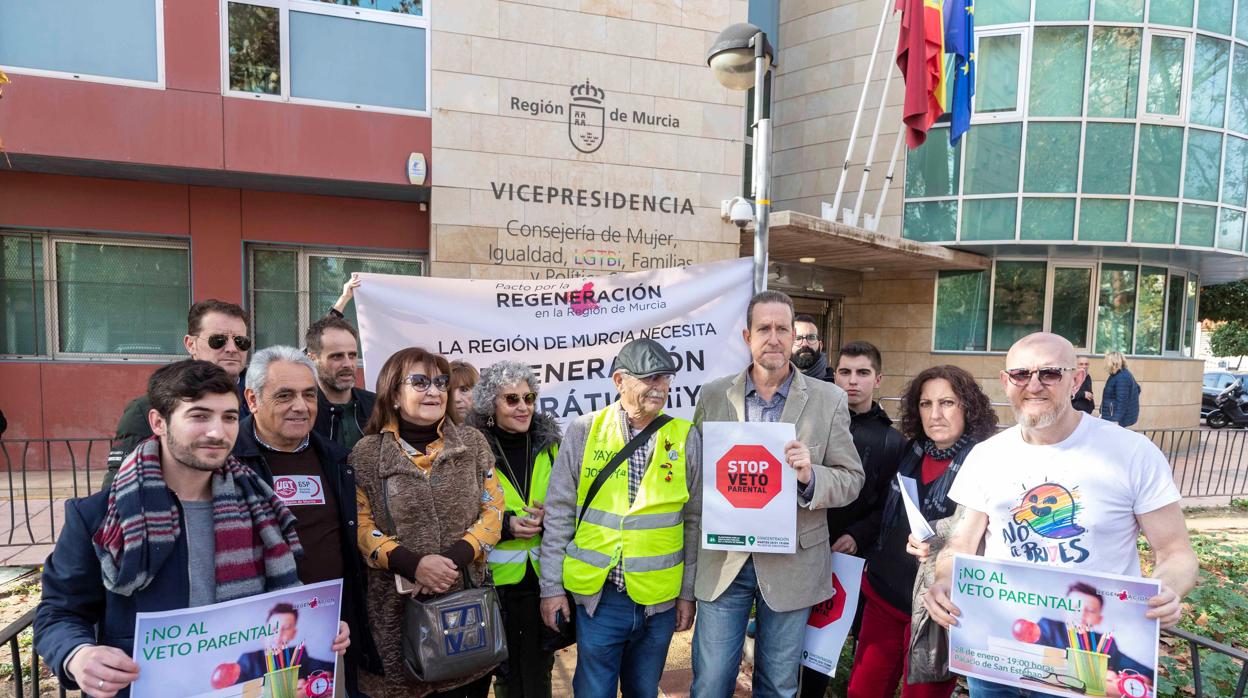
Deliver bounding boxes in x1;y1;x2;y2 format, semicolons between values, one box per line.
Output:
92;437;303;601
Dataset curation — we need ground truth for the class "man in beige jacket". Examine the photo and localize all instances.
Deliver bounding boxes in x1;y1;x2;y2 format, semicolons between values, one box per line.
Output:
691;290;864;697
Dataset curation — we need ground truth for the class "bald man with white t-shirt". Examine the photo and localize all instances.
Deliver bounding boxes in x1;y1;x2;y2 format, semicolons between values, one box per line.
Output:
922;332;1198;698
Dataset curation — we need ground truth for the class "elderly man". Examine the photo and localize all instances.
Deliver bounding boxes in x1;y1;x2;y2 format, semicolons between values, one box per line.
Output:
231;346;380;696
305;316;375;451
924;332;1198;698
35;360;349;698
105;300;254;489
691;290;864;698
538;338;702;698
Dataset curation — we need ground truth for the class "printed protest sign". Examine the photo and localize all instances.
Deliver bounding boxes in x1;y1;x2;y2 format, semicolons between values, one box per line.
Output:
701;421;797;553
801;552;866;676
949;555;1160;698
131;580;343;698
354;258;753;425
897;474;935;541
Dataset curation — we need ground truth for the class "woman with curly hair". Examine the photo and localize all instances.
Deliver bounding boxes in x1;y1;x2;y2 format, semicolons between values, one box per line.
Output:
846;365;998;698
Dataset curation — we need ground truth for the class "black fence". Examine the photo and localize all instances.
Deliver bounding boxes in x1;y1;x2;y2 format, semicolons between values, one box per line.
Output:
0;438;111;547
1140;428;1248;499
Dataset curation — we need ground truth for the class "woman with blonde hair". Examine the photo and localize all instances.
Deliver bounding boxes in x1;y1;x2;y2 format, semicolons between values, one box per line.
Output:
351;347;504;698
1101;351;1141;427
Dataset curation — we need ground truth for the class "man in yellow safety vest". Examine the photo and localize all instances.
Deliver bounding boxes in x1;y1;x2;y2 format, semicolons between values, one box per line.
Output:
538;338;703;698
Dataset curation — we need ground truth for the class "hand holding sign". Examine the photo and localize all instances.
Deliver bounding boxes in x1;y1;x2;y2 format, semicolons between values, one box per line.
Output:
703;422;798;553
784;440;813;485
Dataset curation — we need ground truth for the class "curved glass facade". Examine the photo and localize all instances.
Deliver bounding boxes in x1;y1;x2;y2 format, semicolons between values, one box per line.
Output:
902;0;1248;255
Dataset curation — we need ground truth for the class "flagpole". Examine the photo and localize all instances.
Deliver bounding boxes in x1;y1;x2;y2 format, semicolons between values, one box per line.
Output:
848;50;899;227
828;0;893;223
870;129;906;230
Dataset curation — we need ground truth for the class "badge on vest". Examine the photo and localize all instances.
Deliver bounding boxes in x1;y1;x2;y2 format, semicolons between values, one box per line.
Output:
272;475;327;506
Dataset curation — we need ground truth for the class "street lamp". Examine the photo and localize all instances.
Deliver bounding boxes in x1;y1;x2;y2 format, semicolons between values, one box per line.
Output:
708;23;774;293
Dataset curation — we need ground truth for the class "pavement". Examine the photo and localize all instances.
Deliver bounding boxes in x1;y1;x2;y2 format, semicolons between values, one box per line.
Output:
546;628;753;697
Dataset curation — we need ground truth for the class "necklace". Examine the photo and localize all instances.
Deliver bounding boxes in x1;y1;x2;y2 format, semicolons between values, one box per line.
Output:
495;432;532;502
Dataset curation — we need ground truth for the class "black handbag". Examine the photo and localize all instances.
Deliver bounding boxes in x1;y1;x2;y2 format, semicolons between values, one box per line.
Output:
539;414;674;653
377;477;508;683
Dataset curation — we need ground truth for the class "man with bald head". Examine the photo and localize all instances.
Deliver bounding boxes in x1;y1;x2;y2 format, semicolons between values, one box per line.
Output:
922;333;1197;698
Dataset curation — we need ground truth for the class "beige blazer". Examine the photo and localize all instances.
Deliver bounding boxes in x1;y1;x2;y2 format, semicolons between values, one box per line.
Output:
693;365;865;612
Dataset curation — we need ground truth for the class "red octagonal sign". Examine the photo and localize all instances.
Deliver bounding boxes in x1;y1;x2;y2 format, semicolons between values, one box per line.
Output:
716;444;783;509
807;573;847;629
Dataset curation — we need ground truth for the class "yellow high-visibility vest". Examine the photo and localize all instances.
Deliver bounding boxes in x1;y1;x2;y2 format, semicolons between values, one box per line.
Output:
488;444;556;585
562;408;691;605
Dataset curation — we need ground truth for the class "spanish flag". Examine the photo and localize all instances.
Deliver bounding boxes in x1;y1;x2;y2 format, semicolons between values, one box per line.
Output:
896;0;946;148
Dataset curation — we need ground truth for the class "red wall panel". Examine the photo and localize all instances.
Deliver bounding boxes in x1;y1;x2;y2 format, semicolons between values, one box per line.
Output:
241;190;429;250
188;186;244;302
164;0;221;94
0;172;190;236
0;364;46;438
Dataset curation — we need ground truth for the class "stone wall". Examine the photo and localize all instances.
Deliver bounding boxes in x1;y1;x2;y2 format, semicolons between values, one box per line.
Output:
428;0;749;280
841;270;1204;430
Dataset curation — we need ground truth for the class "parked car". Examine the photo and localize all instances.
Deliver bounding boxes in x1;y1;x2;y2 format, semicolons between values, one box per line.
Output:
1203;371;1248;418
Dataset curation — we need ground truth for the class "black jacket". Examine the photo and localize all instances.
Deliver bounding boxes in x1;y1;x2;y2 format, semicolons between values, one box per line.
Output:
231;417;382;679
1072;374;1095;414
825;402;907;550
312;386;377;445
103;372;250;491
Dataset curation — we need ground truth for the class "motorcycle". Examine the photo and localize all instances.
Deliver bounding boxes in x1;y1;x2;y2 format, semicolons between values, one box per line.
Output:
1207;378;1248;429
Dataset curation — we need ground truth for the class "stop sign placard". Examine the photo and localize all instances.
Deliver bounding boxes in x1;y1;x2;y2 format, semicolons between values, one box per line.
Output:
807;573;847;628
716;444;783;509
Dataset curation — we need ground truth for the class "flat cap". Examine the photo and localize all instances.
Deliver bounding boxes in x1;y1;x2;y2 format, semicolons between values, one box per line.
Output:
611;338;678;378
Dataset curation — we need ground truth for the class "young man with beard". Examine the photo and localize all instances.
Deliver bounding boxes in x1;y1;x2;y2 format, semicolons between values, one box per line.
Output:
792;314;835;382
305;316;375;451
799;341;906;697
36;360;348;698
104;300;254;490
923;332;1198;698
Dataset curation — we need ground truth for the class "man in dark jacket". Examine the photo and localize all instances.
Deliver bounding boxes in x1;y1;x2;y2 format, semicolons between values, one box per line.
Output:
103;300;253;490
800;340;906;698
1072;356;1096;414
792;313;836;382
305;316;375;451
233;345;380;694
35;360;349;698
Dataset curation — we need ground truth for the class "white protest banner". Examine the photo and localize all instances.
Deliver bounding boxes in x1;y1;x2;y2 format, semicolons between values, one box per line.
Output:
801;552;866;676
701;420;797;553
949;555;1160;698
354;258;753;425
897;473;935;541
131;580;343;698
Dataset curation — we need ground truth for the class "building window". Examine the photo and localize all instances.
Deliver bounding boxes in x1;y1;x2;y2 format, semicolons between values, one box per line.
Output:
1143;31;1188;118
934;260;1196;356
0;0;163;87
1030;27;1087;116
1097;0;1144;22
1150;0;1194;27
1088;27;1142;119
223;0;429;115
0;231;189;358
1083;123;1136;194
1135;124;1184;196
1024;122;1080;193
974;31;1026;117
963;123;1023;194
1184;128;1224;201
248;246;425;349
1190;36;1230;127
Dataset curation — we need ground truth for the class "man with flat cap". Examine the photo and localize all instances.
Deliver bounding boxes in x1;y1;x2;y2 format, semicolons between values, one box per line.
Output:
538;338;702;698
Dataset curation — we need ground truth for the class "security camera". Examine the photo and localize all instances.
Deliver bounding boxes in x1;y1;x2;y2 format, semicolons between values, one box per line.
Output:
726;196;755;229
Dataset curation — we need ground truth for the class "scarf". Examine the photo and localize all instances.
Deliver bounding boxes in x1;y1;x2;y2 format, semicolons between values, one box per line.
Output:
921;433;974;461
876;436;978;551
92;437;303;601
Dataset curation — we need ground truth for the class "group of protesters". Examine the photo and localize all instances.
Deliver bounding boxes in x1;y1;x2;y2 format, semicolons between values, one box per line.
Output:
32;274;1198;698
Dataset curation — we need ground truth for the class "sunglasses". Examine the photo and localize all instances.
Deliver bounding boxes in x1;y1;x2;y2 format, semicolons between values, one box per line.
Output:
502;392;538;406
200;334;252;351
1004;366;1075;387
402;373;451;392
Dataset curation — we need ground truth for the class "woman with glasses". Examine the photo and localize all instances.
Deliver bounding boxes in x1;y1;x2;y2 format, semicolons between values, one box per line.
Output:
350;347;504;698
465;361;561;698
448;360;481;425
846;365;998;698
1101;351;1141;427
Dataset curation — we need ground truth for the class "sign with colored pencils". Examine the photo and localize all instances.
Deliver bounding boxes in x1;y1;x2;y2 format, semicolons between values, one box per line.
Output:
948;555;1159;698
130;579;343;698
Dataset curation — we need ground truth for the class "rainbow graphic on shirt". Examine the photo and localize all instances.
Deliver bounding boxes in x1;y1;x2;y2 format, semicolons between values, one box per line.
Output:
1010;482;1085;539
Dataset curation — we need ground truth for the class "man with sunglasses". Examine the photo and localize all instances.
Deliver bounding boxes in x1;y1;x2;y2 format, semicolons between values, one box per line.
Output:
922;332;1198;698
103;300;255;490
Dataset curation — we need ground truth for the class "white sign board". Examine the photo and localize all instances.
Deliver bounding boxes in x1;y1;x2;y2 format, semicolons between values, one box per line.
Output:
801;552;866;676
701;421;798;553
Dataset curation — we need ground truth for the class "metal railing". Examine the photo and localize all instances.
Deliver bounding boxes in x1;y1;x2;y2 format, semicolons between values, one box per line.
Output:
0;438;111;547
1139;428;1248;498
0;607;71;698
1166;626;1248;697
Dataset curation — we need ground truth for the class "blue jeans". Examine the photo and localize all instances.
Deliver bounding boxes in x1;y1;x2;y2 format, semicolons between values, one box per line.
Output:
967;678;1035;697
691;558;810;698
573;585;676;698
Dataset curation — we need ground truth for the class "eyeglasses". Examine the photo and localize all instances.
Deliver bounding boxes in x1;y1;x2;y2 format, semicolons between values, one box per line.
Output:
1004;366;1075;387
1020;669;1086;693
200;334;252;351
402;374;451;392
502;392;538;406
794;334;820;344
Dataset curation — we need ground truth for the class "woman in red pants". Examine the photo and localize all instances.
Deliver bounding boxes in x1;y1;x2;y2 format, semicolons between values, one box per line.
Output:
846;365;998;698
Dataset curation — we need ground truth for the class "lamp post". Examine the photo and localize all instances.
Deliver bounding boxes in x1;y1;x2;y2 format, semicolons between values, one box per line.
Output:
708;23;774;293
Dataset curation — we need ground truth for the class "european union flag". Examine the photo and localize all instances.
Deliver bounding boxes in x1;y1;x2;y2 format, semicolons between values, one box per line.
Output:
945;0;974;145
